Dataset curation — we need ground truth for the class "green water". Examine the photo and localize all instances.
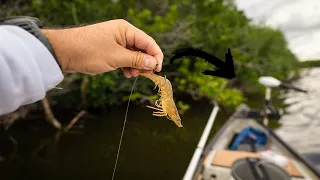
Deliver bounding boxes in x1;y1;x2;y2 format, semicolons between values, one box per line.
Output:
0;88;286;180
0;99;232;180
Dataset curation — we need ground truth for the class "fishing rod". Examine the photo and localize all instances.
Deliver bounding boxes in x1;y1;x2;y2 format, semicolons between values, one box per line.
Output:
182;81;228;180
182;101;220;180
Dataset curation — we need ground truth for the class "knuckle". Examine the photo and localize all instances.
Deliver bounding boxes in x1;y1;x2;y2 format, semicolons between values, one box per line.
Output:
118;19;129;26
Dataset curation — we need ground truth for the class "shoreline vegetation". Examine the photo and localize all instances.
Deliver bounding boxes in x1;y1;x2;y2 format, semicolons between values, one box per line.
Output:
299;60;320;68
0;0;305;127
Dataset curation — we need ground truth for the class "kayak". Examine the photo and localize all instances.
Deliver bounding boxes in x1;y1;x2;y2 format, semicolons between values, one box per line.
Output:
186;104;320;180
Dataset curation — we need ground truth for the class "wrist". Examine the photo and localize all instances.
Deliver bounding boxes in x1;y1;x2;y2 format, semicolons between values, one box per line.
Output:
41;29;74;72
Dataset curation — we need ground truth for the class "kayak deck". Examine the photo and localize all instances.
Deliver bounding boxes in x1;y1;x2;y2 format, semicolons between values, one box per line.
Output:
193;104;320;180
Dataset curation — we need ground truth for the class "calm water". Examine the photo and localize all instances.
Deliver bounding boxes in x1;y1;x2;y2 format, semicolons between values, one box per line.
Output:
0;99;230;180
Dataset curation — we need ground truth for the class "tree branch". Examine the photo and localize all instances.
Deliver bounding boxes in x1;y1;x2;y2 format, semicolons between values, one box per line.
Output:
41;98;62;130
64;110;86;132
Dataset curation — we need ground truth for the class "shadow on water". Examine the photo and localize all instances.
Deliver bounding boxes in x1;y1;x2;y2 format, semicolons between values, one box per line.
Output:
0;99;230;180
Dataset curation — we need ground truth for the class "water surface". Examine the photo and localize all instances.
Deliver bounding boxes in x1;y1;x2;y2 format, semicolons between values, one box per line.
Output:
0;99;230;180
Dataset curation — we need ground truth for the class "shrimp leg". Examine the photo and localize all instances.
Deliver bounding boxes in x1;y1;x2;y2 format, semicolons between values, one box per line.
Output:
153;112;167;116
153;114;167;117
146;105;164;112
158;88;163;96
155;100;162;108
155;87;162;96
153;111;167;114
162;75;167;86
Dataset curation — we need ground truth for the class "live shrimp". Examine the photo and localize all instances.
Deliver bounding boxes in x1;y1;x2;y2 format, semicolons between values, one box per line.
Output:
139;72;183;127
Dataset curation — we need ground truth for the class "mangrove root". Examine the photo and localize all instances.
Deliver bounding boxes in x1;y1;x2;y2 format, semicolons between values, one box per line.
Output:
41;97;61;130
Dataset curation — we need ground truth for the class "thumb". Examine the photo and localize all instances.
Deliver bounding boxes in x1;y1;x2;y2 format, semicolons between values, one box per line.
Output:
115;47;158;70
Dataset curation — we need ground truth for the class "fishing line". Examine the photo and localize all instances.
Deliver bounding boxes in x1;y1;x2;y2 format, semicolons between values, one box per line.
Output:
111;75;139;180
112;52;159;179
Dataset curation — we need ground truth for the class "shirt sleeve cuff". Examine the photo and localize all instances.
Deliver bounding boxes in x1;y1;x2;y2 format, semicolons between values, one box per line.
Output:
7;25;64;90
0;25;64;115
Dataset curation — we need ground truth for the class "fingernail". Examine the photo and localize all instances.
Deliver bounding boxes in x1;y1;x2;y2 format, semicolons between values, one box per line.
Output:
144;55;155;69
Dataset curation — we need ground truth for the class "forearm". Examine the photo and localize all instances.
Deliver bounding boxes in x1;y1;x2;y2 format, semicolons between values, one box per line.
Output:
0;25;63;115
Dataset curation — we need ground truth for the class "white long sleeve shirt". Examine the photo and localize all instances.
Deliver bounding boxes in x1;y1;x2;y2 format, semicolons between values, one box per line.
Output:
0;25;64;115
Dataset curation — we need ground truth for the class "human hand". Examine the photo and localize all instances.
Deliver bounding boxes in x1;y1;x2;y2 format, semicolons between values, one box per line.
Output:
42;19;163;78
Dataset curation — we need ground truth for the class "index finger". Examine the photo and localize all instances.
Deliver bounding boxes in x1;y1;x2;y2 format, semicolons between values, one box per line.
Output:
126;24;164;72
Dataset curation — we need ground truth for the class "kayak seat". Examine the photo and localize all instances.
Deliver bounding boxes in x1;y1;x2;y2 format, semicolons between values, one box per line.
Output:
228;126;267;152
231;157;291;180
201;150;303;180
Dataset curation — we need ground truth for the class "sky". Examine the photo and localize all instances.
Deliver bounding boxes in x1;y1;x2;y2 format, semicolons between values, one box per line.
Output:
234;0;320;61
